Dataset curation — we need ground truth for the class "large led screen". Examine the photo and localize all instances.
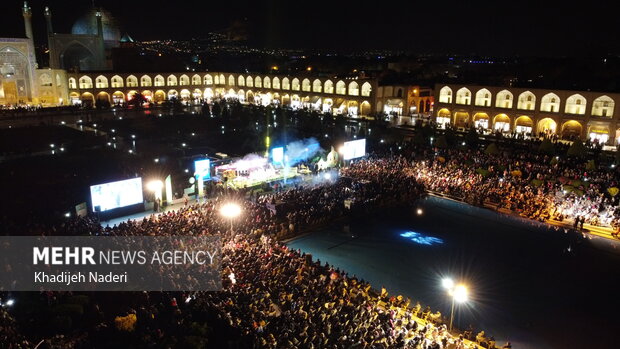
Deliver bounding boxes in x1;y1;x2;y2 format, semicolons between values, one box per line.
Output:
342;139;366;160
272;147;284;165
90;178;143;212
194;159;211;180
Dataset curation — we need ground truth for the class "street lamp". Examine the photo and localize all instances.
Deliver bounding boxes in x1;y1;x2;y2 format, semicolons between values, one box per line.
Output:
147;180;164;201
220;203;242;231
442;277;468;331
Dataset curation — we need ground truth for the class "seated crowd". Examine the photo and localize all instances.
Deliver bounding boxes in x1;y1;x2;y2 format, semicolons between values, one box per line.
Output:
2;159;490;349
9;138;617;347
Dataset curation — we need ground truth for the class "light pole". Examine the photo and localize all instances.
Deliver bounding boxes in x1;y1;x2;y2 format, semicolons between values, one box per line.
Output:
147;180;164;211
220;203;242;231
442;277;468;331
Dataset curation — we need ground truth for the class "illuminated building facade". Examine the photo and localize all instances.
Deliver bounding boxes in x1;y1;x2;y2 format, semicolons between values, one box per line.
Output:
434;84;619;143
66;72;377;116
45;5;120;71
0;2;68;106
375;85;433;115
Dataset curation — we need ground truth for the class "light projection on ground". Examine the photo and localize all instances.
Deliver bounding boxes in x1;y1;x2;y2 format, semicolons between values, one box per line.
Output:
400;231;444;246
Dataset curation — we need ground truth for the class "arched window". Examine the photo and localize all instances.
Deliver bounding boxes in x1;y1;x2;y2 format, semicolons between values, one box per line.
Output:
111;75;123;88
214;75;220;85
474;88;492;107
292;78;300;91
126;75;138;87
79;76;93;89
237;75;245;86
592;95;615;117
517;91;536;110
302;78;311;92
167;75;178;86
540;93;560;112
38;74;52;87
204;74;213;85
95;75;108;88
246;76;254;87
455;87;471;105
361;82;371;97
154;75;164;87
140;75;152;87
68;77;77;89
263;76;271;88
324;80;334;94
348;81;360;96
312;79;322;93
228;75;235;86
565;94;587;115
272;77;280;89
439;86;453;103
179;75;190;85
219;74;225;85
495;90;512;108
282;77;290;90
336;81;346;95
192;74;201;85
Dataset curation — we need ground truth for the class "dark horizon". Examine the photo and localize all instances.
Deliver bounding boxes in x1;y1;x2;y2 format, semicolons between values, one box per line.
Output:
1;0;619;56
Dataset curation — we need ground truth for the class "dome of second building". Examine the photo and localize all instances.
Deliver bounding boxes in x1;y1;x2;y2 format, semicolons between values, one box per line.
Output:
71;8;121;44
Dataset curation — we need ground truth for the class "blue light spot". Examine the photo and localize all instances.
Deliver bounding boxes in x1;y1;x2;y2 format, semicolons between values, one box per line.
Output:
400;231;444;246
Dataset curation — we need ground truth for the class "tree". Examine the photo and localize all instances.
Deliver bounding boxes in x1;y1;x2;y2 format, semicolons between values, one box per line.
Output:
538;138;555;155
567;139;587;157
443;127;456;146
413;131;426;145
128;93;147;107
485;143;499;155
435;135;448;149
466;127;479;147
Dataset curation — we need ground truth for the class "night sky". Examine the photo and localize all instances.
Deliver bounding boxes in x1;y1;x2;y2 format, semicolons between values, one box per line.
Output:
1;0;619;56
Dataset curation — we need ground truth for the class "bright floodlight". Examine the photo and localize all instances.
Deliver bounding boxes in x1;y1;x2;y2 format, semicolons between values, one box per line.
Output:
442;278;454;290
453;284;468;303
324;172;331;180
416;208;423;215
147;180;163;192
220;203;242;219
6;299;15;306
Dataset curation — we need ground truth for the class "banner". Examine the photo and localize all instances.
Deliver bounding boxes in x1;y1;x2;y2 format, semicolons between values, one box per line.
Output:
0;236;222;291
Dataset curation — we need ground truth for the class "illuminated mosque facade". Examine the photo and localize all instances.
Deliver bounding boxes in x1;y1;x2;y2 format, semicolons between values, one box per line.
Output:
2;2;619;143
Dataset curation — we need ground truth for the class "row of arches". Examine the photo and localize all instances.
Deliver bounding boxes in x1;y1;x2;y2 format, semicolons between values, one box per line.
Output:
70;74;372;97
70;89;373;116
438;86;615;117
436;108;614;142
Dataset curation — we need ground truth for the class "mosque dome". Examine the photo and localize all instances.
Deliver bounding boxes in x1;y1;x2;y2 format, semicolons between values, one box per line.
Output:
71;8;121;44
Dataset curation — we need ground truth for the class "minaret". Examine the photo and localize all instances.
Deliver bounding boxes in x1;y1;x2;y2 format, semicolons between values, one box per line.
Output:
44;6;58;69
44;6;53;34
95;9;106;69
22;1;33;40
96;10;104;38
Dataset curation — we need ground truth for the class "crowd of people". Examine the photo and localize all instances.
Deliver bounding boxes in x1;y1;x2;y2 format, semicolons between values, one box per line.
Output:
6;135;620;348
385;142;620;232
2;158;494;348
